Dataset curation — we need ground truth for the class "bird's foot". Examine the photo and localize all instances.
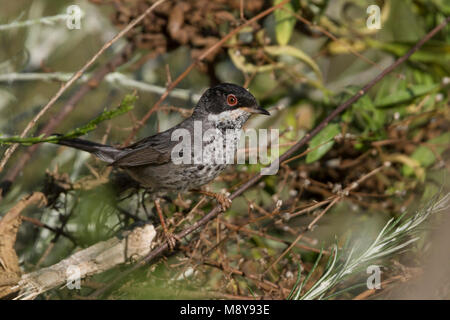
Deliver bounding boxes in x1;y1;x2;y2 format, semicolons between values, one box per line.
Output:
193;189;232;212
215;193;232;212
154;198;180;251
163;231;181;251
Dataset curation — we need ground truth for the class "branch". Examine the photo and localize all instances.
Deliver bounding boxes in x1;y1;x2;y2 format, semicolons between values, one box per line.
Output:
0;44;135;189
89;16;450;298
0;94;136;145
0;72;202;103
122;0;291;146
0;192;47;298
14;223;156;300
295;192;450;300
0;0;167;174
0;14;70;31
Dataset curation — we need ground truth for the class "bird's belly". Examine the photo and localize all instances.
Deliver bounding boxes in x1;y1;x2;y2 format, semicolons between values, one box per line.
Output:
124;128;240;195
125;162;228;195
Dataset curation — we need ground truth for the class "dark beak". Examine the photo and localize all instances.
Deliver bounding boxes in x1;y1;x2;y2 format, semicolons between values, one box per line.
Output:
241;105;270;116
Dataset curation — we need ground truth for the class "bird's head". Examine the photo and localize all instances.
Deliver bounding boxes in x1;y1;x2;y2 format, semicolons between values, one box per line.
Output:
193;83;270;127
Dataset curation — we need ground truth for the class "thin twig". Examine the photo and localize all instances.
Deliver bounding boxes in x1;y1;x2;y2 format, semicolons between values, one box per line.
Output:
0;0;167;174
0;72;200;102
220;219;323;254
1;44;135;186
0;14;70;31
284;9;404;79
88;17;450;298
21;216;75;243
122;0;291;146
263;197;339;276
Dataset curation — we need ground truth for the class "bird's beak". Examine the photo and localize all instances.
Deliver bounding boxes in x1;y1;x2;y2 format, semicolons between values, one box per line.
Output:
240;105;270;116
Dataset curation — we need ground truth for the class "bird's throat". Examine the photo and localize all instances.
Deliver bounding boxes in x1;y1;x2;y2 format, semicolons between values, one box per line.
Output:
207;108;250;132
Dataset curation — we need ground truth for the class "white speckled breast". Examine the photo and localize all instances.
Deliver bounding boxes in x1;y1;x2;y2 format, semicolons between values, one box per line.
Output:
125;109;250;196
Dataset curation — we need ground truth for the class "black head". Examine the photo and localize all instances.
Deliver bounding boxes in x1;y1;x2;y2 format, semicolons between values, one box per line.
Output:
193;83;270;117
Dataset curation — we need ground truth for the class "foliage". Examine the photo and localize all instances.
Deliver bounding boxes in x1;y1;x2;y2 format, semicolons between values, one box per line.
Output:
0;0;449;300
291;193;450;300
0;93;136;145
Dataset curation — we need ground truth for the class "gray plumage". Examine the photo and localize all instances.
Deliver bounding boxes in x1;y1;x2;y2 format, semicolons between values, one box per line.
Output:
56;83;269;196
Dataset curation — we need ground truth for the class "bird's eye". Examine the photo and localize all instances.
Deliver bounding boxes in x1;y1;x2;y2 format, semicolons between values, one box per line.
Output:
226;94;238;106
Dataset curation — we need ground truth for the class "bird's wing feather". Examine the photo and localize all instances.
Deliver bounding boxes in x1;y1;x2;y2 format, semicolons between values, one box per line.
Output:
111;129;177;167
112;117;196;167
111;145;172;167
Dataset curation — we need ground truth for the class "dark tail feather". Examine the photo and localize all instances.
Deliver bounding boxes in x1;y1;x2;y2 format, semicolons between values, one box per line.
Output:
56;137;121;163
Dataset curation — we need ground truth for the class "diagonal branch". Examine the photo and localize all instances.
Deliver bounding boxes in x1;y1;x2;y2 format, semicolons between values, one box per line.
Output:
122;0;291;146
1;44;134;189
89;16;450;298
14;223;156;300
0;0;167;174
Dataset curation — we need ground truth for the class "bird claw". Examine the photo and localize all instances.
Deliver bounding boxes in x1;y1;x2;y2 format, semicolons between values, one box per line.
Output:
164;232;180;251
193;189;232;212
216;194;232;212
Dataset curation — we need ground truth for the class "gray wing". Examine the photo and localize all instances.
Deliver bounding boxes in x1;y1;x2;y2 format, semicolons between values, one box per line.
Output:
111;145;172;167
111;119;192;167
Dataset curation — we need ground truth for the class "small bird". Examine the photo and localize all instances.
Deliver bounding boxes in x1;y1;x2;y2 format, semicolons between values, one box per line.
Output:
56;83;270;247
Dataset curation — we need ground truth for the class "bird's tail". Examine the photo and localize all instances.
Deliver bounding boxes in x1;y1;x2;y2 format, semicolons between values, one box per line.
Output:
56;137;121;164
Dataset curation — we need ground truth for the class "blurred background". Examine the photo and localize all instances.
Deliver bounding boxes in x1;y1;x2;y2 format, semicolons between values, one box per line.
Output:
0;0;449;299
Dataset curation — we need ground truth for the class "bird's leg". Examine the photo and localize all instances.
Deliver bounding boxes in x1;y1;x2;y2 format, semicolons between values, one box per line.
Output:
193;189;232;212
154;198;179;250
173;193;192;209
141;190;152;220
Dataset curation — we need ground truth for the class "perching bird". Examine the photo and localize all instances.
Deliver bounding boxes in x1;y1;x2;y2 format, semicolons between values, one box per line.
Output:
56;83;270;247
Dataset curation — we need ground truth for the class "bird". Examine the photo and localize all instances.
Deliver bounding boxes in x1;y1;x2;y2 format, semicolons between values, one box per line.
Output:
56;83;270;247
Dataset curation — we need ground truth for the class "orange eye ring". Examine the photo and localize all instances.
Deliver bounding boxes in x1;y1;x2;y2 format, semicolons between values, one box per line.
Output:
226;94;238;106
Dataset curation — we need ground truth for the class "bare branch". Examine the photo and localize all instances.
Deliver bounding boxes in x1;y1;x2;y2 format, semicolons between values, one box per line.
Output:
0;0;167;173
89;16;450;298
14;223;156;300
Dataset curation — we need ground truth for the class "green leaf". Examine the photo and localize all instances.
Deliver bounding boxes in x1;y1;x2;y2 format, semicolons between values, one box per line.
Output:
366;39;450;68
306;123;340;163
374;83;439;108
402;132;450;177
0;93;136;146
432;0;450;15
264;45;323;83
64;93;136;139
273;0;296;46
354;94;385;133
